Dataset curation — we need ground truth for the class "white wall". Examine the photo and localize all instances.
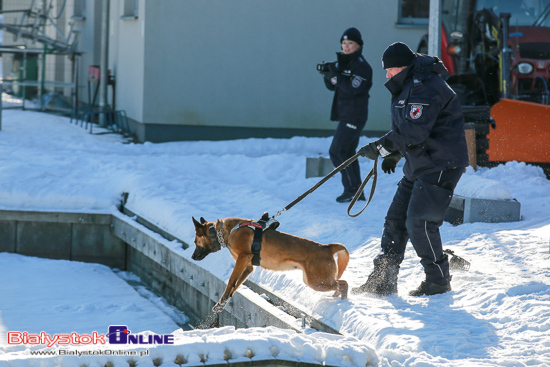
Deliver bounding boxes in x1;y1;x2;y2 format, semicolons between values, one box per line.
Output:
105;0;428;135
1;0;428;135
109;0;146;122
132;1;427;133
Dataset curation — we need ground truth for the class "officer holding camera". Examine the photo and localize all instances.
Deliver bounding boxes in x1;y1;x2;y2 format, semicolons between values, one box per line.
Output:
319;27;373;203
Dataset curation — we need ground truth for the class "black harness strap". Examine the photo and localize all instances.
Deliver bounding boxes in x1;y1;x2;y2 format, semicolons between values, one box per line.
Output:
234;212;279;266
251;223;265;266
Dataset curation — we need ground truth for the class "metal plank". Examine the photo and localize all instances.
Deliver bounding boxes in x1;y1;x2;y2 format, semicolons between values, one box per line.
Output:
121;206;189;249
0;209;111;224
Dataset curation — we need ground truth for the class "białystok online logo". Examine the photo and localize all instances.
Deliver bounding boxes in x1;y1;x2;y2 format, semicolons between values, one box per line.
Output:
8;325;174;347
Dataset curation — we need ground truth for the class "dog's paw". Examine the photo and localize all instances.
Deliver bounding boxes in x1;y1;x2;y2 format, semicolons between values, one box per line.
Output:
212;299;228;313
339;280;348;300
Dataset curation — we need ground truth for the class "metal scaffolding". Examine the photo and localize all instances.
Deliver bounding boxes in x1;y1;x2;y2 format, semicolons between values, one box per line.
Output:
0;0;80;113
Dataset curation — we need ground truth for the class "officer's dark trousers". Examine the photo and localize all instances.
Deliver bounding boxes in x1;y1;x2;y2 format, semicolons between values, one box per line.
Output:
380;168;463;285
329;120;365;193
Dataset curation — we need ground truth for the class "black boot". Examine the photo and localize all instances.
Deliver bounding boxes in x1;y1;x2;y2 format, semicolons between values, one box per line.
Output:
409;279;451;297
336;191;366;203
352;254;400;296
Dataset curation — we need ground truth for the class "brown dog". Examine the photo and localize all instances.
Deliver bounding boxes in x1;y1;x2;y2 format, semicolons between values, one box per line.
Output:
192;216;349;312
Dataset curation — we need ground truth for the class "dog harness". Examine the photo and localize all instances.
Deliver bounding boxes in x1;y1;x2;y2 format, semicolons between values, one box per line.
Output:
231;213;280;266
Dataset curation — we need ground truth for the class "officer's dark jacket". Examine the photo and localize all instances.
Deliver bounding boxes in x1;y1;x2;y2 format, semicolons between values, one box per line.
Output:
376;54;469;180
323;49;373;122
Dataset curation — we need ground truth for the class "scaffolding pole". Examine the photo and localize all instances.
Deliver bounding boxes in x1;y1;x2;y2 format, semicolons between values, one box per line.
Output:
99;0;110;125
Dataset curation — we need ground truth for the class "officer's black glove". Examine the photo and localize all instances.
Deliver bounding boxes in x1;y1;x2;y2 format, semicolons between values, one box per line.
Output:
321;63;339;81
381;151;402;174
358;142;379;160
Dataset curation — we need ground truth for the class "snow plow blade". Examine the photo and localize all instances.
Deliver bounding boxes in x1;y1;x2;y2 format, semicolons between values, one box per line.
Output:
488;99;550;163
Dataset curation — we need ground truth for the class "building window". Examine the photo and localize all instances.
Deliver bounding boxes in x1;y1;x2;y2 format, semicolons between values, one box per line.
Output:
398;0;430;26
121;0;138;20
72;0;86;21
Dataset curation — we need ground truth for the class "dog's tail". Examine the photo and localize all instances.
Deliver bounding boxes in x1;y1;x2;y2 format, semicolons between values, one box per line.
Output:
329;244;350;279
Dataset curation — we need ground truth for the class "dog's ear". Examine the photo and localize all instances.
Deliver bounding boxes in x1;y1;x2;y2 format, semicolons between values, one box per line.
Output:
192;217;203;229
200;217;207;224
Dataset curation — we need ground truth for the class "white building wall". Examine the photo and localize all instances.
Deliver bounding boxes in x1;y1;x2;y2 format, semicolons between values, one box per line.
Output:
108;0;146;123
73;0;103;106
128;0;427;133
1;0;429;137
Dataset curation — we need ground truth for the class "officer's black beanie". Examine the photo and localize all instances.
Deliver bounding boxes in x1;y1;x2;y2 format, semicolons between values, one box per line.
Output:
382;42;415;69
340;27;363;47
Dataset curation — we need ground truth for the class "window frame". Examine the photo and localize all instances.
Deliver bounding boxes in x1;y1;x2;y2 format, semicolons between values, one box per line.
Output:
121;0;139;20
71;0;86;21
397;0;430;26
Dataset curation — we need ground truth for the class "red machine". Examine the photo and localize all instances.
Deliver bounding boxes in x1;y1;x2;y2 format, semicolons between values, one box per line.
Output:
418;0;550;175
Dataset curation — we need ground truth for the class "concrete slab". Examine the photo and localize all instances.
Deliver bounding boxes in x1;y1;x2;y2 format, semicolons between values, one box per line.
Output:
305;157;333;178
446;194;521;224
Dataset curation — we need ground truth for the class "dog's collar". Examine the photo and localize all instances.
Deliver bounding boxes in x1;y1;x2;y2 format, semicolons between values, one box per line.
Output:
208;222;227;249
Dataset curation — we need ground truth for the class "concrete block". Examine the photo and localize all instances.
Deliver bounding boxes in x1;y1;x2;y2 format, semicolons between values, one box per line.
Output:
446;194;521;224
16;221;72;260
71;223;126;269
0;210;125;268
0;220;16;252
306;157;334;178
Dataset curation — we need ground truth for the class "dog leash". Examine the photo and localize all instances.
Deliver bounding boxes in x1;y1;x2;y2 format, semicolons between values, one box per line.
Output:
272;153;378;219
347;155;378;218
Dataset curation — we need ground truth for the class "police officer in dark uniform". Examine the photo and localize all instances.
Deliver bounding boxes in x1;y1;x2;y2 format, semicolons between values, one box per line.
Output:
353;42;469;296
320;27;373;203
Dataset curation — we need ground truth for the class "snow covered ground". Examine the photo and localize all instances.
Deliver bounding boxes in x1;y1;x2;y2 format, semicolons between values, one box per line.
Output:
0;108;549;366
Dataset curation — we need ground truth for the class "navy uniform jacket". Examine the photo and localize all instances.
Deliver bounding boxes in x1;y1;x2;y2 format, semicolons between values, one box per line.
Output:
376;54;469;180
323;49;373;123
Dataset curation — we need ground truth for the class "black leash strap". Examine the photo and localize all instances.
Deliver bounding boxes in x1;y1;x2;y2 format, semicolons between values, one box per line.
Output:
347;156;378;217
278;152;361;214
273;153;378;218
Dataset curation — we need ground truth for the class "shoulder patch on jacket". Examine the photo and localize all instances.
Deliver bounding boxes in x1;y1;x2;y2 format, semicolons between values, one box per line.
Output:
409;104;423;119
352;76;362;88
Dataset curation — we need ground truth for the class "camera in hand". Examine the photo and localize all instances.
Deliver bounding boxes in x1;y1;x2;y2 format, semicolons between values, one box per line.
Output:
317;61;336;72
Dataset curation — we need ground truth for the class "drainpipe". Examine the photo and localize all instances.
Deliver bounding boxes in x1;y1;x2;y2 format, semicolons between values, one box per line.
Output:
41;44;48;107
500;13;512;99
99;0;110;125
428;0;441;57
0;83;2;131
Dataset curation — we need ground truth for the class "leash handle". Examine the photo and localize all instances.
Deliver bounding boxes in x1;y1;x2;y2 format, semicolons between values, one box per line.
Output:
347;156;378;218
276;151;362;216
